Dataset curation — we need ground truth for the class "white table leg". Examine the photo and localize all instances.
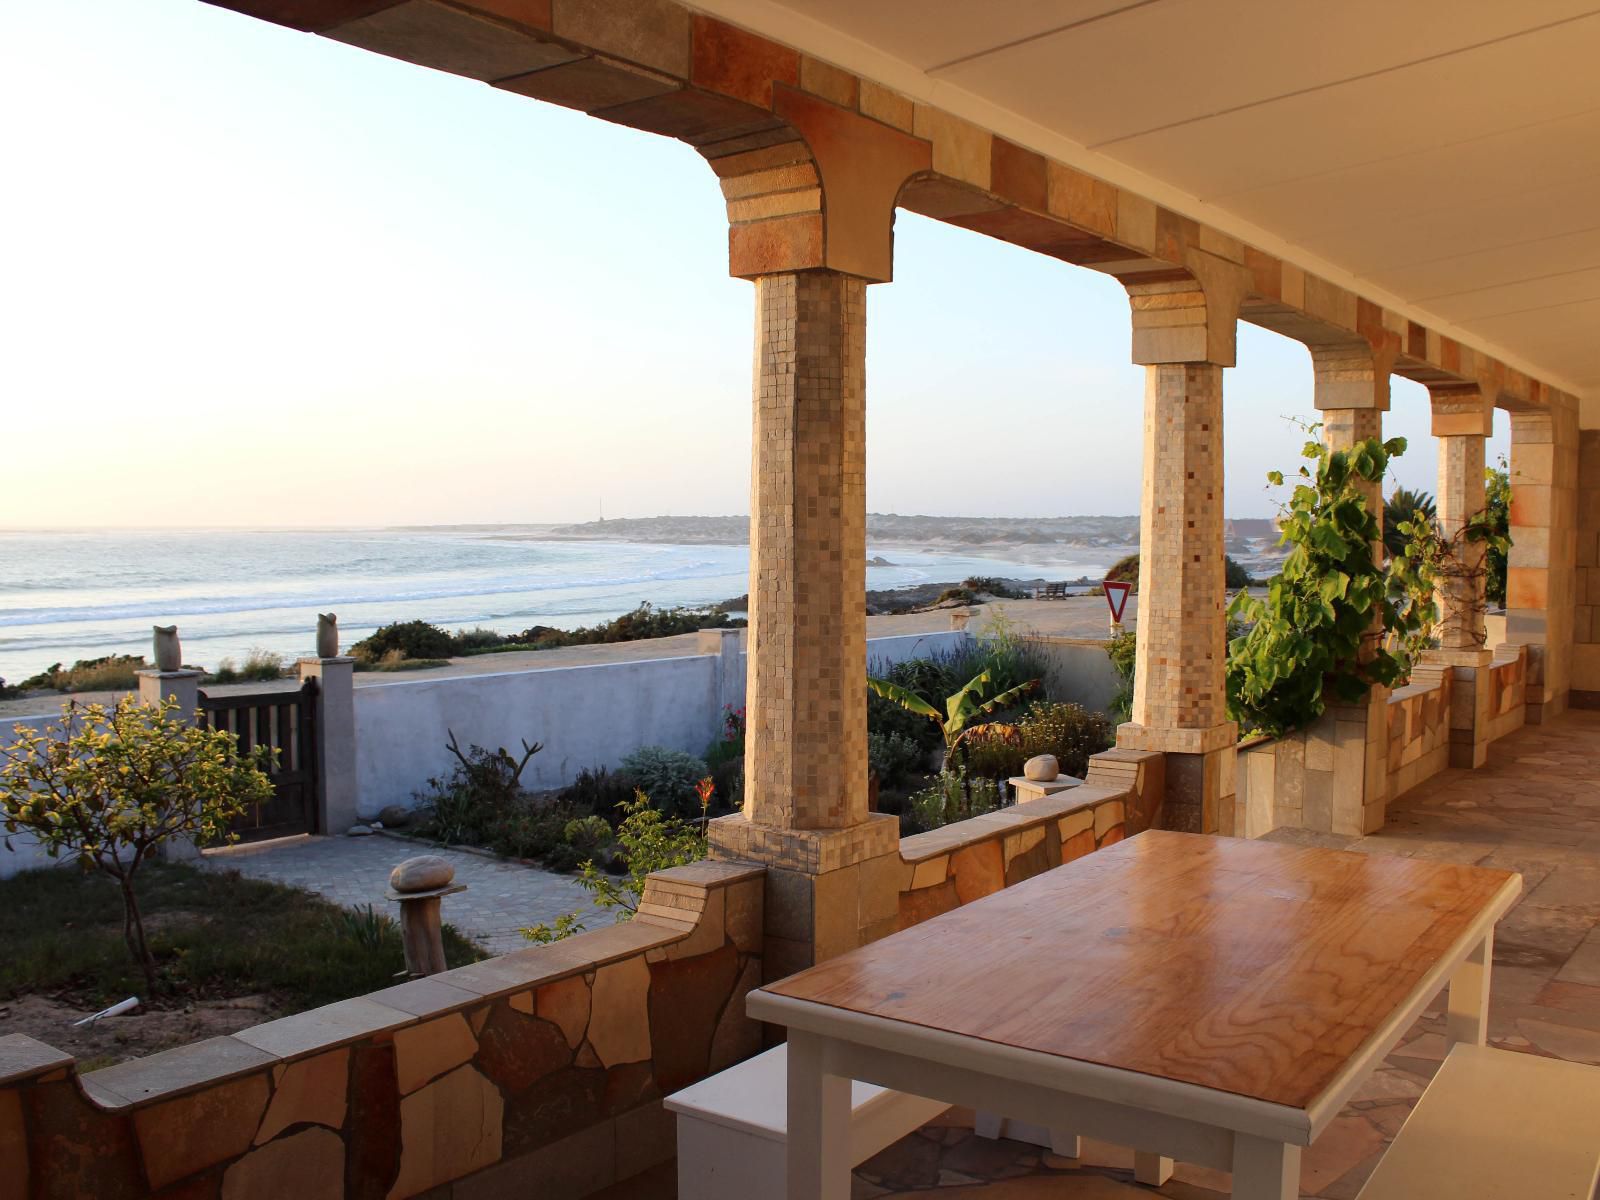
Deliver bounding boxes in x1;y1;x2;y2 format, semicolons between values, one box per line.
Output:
1232;1134;1300;1200
786;1031;852;1200
974;1113;1079;1157
1447;928;1494;1046
1134;1151;1173;1185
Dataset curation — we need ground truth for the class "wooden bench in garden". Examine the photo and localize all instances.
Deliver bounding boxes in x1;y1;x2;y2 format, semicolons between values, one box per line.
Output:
1357;1043;1600;1199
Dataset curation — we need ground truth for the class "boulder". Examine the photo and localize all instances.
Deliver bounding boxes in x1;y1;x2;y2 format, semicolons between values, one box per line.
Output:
377;804;413;829
347;824;374;837
390;855;455;893
1023;754;1059;782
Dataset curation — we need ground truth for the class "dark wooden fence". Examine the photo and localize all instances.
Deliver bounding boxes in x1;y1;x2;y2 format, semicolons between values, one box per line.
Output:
198;679;320;842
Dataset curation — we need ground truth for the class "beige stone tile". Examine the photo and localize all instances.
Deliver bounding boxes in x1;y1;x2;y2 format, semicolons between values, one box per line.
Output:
221;1126;342;1200
589;956;651;1067
391;1064;503;1199
393;1012;478;1095
256;1048;348;1144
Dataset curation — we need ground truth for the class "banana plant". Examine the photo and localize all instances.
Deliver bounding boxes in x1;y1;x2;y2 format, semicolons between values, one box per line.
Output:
868;668;1038;770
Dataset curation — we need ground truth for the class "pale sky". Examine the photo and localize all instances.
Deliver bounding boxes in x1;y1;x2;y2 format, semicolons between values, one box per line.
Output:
0;0;1508;527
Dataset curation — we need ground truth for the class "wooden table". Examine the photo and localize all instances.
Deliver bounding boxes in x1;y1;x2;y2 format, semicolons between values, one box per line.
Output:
748;830;1521;1199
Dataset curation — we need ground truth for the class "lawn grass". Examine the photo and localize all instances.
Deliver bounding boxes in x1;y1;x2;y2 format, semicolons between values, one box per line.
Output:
0;861;484;1010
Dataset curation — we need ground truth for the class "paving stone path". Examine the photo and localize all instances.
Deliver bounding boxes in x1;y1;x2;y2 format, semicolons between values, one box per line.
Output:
202;832;591;955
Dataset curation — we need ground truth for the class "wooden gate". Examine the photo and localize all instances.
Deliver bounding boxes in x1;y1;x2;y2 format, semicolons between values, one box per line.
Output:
199;679;321;842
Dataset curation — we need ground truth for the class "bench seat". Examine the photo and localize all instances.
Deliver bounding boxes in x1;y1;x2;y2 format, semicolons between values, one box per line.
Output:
665;1045;949;1200
1358;1043;1600;1199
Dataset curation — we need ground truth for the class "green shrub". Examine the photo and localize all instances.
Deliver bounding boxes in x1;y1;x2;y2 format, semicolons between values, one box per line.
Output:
523;789;707;942
564;815;614;855
907;770;999;833
867;730;925;789
19;655;145;694
936;586;976;605
1106;630;1137;723
618;745;710;818
349;620;454;664
1104;554;1140;585
962;576;1023;599
448;627;506;654
1485;459;1511;608
209;648;284;684
557;766;636;825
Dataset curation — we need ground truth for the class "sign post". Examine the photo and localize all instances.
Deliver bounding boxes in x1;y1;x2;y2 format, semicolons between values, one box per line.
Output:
1103;579;1133;635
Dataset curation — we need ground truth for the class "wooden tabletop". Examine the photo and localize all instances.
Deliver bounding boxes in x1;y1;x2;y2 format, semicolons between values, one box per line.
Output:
764;831;1519;1110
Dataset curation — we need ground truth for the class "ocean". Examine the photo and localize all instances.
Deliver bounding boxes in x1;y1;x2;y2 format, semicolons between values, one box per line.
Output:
0;528;1124;683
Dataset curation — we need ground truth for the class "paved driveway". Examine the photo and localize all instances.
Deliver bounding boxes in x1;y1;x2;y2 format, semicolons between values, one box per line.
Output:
202;832;591;954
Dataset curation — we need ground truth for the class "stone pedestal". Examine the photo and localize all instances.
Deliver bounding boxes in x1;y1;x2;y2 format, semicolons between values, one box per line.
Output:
1419;647;1495;770
1009;775;1081;804
137;670;204;861
297;657;358;834
136;668;203;716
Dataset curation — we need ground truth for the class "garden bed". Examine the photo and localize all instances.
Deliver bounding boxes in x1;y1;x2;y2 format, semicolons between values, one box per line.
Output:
0;861;483;1068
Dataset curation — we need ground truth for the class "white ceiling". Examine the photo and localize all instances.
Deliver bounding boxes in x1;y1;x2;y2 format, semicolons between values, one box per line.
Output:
695;0;1600;395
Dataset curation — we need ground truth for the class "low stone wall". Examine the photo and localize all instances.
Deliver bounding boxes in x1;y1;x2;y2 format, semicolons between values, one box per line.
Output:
1482;644;1529;744
894;749;1163;929
0;861;764;1200
1384;673;1454;799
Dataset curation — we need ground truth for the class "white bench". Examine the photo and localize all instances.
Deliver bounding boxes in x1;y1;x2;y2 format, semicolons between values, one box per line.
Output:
665;1045;950;1200
1358;1043;1600;1199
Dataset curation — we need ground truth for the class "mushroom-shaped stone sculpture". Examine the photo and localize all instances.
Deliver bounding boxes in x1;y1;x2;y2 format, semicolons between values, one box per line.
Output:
386;855;465;978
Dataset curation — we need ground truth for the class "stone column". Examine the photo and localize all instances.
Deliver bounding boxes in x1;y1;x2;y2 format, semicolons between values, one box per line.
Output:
1423;385;1495;768
297;656;358;834
708;270;899;978
1507;399;1580;723
1115;257;1248;835
1310;340;1393;836
137;668;204;861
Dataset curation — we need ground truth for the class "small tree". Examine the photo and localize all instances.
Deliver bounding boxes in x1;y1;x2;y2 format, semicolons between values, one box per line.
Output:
0;698;273;989
1483;457;1512;608
868;668;1037;770
522;788;706;943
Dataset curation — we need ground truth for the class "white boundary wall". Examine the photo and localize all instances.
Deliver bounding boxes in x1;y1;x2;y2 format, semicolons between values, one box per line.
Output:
0;628;1038;873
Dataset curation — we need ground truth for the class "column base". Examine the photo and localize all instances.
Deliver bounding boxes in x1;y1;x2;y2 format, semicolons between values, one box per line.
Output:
1420;651;1493;770
1116;721;1236;756
709;813;902;978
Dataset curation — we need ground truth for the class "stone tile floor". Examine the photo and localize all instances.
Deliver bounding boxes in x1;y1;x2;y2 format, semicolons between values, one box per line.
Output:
201;831;589;954
599;709;1600;1199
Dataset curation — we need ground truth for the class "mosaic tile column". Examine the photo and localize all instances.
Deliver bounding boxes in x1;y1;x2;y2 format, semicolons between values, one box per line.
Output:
1507;400;1580;723
1429;386;1495;658
1117;360;1236;833
1311;342;1392;835
708;270;900;977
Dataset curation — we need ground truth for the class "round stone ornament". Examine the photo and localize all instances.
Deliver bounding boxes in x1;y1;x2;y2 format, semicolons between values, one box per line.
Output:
1023;754;1059;782
390;855;455;893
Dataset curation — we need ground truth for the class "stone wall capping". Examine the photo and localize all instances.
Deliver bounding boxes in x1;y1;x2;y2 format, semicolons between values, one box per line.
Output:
82;1035;278;1109
652;860;766;888
436;938;596;1000
366;975;484;1018
232;997;417;1063
0;1033;74;1086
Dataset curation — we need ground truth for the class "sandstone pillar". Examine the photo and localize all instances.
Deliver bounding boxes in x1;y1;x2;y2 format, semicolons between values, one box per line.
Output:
137;668;204;861
1423;385;1495;768
297;656;358;834
1115;256;1248;835
1507;399;1580;722
1573;428;1600;708
708;270;899;978
1310;339;1394;835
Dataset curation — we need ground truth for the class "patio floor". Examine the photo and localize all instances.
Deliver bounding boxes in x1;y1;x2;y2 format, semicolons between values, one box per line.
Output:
603;709;1600;1199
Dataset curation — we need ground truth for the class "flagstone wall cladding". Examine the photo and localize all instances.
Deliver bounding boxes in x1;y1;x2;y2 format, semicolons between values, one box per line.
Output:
0;860;765;1200
893;751;1164;932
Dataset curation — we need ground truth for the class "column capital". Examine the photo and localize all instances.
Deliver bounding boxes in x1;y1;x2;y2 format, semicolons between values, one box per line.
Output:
1310;333;1397;412
1428;381;1495;438
714;87;930;284
1125;249;1251;367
